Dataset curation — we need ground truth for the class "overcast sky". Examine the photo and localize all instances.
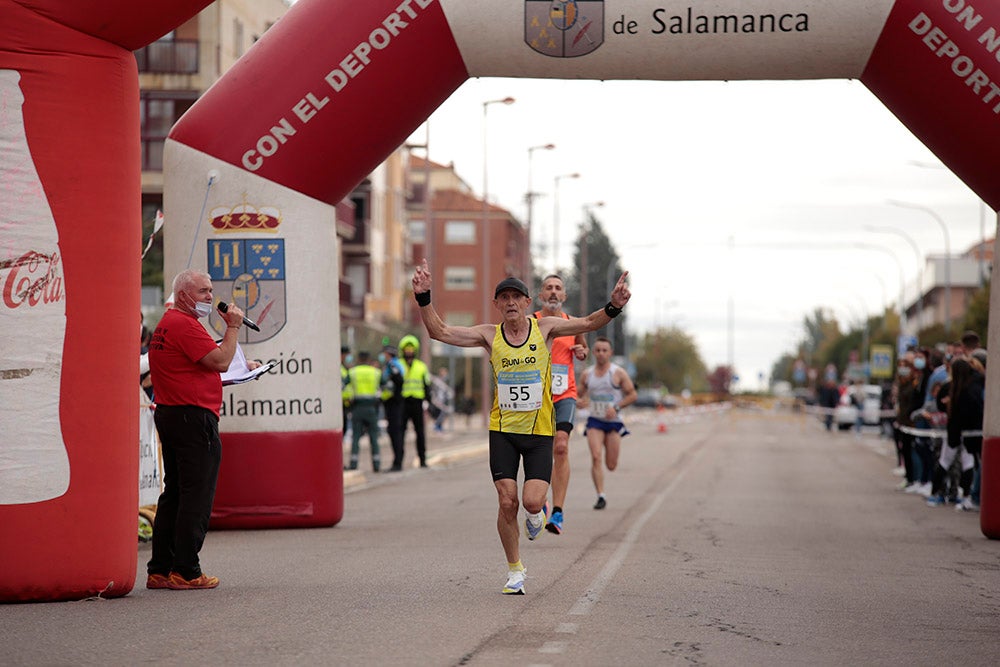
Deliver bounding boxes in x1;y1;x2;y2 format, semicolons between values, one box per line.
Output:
407;76;991;390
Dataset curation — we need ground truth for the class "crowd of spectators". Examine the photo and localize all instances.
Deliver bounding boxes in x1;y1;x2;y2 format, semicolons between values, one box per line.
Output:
886;331;985;512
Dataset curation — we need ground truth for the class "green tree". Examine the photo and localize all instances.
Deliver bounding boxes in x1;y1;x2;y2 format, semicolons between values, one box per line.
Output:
802;307;842;366
567;209;626;354
632;327;708;393
960;280;990;342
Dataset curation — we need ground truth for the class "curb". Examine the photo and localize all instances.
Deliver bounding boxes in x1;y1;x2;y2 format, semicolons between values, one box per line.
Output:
343;441;488;491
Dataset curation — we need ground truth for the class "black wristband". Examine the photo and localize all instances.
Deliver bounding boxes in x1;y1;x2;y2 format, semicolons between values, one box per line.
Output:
604;301;622;318
415;291;431;307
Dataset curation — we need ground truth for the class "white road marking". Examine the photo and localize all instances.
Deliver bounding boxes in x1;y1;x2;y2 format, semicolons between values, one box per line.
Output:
538;641;568;654
568;445;707;616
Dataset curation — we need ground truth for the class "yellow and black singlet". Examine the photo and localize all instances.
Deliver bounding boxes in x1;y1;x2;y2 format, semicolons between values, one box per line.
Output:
489;318;554;435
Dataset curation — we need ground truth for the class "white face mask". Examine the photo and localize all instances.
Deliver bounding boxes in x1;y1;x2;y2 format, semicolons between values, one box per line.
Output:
193;301;213;319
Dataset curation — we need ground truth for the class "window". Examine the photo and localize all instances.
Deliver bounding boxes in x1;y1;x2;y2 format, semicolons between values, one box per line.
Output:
139;92;198;171
445;220;476;244
445;267;476;291
448;312;476;326
409;220;425;243
134;33;199;74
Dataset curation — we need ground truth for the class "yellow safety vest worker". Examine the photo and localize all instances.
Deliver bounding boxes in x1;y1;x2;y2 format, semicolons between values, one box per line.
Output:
401;358;429;399
346;364;381;403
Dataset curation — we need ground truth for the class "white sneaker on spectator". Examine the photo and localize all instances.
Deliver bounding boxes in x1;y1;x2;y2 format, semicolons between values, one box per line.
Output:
956;497;980;512
918;482;933;497
903;482;923;494
891;466;906;477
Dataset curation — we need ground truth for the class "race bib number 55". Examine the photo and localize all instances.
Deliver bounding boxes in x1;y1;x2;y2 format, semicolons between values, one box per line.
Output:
497;370;543;411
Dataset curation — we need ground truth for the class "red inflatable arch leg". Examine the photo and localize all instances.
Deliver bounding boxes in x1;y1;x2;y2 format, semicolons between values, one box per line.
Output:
0;0;212;603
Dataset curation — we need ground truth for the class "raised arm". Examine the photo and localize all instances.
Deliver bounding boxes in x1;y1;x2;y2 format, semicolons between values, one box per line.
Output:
543;271;631;341
412;258;494;350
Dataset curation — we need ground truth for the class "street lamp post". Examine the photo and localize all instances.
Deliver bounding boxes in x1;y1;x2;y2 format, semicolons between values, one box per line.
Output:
578;201;604;316
526;143;555;283
864;224;923;329
888;200;952;335
852;241;908;333
480;96;515;426
405;124;434;363
552;172;579;272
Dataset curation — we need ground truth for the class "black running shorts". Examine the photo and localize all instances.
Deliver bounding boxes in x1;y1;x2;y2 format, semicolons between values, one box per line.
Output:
489;431;553;482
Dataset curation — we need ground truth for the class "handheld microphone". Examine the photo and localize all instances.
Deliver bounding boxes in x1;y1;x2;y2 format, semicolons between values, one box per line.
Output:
217;301;260;331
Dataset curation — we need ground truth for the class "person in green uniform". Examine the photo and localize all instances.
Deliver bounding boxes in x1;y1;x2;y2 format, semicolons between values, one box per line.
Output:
342;350;382;472
411;258;631;595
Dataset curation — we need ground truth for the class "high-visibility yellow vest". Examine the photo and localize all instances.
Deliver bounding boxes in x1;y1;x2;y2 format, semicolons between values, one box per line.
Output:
346;364;381;401
401;358;429;399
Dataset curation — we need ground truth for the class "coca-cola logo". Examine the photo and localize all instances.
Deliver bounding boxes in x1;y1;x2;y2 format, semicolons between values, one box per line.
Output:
1;250;64;309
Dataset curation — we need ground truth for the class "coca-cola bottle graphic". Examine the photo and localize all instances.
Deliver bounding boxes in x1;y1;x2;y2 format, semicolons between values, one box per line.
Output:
0;69;70;504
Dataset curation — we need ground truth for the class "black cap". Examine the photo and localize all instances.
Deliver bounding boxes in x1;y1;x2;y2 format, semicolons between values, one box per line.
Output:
494;276;530;299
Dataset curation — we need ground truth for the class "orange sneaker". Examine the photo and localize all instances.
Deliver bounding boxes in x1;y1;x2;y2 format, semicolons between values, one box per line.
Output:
146;573;170;589
166;572;220;590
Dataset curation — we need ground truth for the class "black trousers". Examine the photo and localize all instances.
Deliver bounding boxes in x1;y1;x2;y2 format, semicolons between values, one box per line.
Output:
384;398;404;468
400;397;427;465
148;405;222;580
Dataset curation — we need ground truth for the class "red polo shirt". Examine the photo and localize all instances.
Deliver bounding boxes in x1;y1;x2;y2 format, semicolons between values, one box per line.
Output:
148;308;223;417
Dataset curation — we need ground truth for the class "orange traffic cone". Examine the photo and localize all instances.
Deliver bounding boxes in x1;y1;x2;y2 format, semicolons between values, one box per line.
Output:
656;405;668;433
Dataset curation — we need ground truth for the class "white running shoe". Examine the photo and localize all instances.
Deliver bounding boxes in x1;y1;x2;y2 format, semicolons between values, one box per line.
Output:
503;568;526;594
524;502;549;541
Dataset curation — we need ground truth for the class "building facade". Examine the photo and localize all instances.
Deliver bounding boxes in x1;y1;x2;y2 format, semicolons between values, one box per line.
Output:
902;237;993;335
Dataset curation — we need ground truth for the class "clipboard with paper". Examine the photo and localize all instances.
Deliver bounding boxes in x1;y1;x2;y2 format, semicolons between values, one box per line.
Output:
221;344;274;386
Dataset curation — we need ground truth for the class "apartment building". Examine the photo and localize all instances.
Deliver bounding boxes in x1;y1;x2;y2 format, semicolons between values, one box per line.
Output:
902;237;994;334
405;154;531;336
137;0;408;333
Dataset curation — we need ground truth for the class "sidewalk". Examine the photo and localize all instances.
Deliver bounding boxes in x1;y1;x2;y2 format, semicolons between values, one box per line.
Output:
342;413;488;490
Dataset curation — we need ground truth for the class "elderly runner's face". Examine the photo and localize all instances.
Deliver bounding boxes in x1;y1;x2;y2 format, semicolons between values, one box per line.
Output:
494;290;528;316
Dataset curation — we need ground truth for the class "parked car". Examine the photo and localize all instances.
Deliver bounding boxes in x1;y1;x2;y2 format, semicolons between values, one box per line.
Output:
633;388;664;408
834;384;882;430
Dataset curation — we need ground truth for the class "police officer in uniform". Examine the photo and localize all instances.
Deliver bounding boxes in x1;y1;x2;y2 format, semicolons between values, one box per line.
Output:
398;334;431;468
343;350;382;472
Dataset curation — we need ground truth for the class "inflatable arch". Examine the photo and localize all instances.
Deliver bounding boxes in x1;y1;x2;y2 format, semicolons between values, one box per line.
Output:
2;0;999;601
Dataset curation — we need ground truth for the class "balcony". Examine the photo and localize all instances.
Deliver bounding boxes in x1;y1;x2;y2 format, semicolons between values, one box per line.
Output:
135;39;199;74
336;199;356;239
339;279;364;322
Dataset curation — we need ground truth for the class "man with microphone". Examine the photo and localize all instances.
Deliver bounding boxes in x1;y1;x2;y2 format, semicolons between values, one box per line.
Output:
146;269;253;590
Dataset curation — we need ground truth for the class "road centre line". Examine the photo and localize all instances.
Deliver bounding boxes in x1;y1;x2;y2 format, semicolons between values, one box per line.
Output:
567;443;709;617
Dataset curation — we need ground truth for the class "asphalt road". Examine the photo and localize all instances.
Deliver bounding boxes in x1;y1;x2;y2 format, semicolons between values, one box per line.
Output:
3;408;999;666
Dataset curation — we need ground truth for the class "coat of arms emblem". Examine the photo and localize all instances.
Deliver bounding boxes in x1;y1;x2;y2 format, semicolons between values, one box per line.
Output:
525;1;604;58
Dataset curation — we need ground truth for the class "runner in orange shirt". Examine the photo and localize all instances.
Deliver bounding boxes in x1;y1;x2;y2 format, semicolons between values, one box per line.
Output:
534;274;588;535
